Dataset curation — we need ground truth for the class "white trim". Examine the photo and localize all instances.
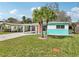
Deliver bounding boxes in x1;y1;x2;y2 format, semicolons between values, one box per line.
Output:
48;34;70;36
6;23;38;26
48;22;69;24
47;25;69;30
47;25;56;29
65;25;69;29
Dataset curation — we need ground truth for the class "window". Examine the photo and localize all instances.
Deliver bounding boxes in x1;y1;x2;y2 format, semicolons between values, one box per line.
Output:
56;25;65;29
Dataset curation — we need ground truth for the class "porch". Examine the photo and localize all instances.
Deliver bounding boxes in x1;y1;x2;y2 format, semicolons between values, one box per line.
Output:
5;23;39;34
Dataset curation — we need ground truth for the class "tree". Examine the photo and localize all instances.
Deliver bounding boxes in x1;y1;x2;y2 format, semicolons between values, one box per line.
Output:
47;3;71;22
6;17;18;23
22;16;27;24
32;8;43;37
26;18;32;23
71;23;76;33
32;9;42;23
40;7;57;37
21;16;32;24
32;6;56;38
55;11;71;22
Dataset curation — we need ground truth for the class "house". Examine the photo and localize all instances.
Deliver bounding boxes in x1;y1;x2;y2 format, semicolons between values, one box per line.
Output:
5;23;38;33
47;22;69;36
0;21;70;36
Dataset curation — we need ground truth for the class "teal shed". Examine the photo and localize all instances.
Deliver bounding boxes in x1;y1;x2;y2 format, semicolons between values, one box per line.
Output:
47;22;69;36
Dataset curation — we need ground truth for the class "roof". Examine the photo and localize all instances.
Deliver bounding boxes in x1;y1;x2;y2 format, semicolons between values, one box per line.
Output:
0;21;4;22
48;22;69;24
48;22;69;25
5;23;38;26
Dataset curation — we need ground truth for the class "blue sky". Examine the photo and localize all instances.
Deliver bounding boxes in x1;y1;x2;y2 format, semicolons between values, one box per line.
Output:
0;2;79;22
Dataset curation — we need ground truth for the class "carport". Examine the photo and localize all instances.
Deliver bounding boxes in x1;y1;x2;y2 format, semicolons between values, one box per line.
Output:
5;23;38;34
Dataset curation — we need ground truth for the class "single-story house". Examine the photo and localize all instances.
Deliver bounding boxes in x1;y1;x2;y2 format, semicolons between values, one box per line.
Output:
5;23;38;33
0;21;70;36
37;22;70;36
47;22;69;36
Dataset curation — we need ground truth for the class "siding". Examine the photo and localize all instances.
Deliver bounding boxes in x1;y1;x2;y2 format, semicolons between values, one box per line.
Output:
48;25;68;29
47;23;69;35
47;29;69;35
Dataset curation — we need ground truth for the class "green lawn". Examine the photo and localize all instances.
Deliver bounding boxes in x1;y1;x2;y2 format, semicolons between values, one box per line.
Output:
0;34;79;57
0;32;11;35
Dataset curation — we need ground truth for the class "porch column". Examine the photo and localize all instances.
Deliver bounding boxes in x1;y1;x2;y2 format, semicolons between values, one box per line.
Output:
10;25;12;32
23;25;25;33
0;26;2;31
30;25;32;33
35;25;38;34
17;25;19;32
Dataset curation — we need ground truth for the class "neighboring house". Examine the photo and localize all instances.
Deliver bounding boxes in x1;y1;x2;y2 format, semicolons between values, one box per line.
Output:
47;22;69;36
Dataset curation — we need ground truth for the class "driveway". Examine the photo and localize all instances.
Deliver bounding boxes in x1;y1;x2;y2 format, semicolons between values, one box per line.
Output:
0;32;36;41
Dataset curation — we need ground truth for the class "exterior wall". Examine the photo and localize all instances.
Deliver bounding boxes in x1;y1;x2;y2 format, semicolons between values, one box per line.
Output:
47;23;69;35
5;25;10;29
10;26;18;32
47;29;69;35
11;26;15;31
48;25;56;29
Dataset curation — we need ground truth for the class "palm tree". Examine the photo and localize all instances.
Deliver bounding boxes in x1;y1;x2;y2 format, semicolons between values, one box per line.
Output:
32;7;56;38
32;8;43;37
22;16;26;24
41;7;57;37
32;9;39;23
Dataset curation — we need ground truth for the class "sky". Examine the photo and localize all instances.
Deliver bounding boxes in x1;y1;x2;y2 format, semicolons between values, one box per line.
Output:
0;2;79;22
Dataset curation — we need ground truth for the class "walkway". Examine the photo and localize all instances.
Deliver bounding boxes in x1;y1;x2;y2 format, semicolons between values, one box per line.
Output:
0;32;36;41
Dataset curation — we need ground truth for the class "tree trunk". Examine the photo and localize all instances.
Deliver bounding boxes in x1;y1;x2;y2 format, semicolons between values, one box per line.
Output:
41;22;44;38
39;20;44;38
46;19;48;38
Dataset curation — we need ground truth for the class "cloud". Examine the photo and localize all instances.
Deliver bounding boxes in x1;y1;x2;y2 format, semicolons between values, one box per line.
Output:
0;12;3;15
37;7;41;10
10;9;17;14
0;16;1;18
0;16;3;21
19;15;26;17
31;7;41;11
71;7;79;12
31;7;36;11
66;7;79;20
0;9;17;15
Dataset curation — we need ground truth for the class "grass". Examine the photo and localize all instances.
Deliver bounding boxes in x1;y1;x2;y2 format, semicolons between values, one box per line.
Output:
0;32;11;35
0;34;79;56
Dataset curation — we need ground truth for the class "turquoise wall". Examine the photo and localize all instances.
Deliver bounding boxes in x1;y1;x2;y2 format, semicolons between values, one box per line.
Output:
47;29;69;35
47;22;69;35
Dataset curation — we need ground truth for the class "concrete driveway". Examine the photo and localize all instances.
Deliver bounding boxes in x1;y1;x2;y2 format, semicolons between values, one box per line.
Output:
0;32;36;41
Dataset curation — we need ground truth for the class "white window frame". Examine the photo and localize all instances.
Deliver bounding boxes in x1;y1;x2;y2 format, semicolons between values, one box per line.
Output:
56;25;65;29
